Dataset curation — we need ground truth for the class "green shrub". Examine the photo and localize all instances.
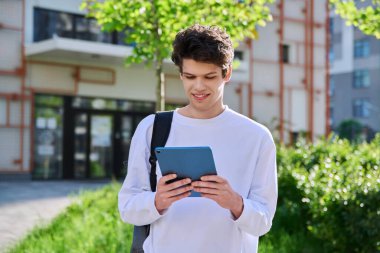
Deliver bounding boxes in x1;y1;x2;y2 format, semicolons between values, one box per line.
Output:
274;134;380;252
9;135;380;253
259;229;325;253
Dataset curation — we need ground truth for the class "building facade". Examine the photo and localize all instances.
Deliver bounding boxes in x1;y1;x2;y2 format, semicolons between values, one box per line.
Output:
0;0;328;180
247;0;329;143
330;7;380;138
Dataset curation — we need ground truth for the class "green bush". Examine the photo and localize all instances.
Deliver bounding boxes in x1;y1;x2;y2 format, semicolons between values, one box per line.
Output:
9;135;380;253
274;134;380;253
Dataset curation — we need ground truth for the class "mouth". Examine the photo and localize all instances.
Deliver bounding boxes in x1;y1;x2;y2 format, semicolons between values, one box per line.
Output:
192;93;210;101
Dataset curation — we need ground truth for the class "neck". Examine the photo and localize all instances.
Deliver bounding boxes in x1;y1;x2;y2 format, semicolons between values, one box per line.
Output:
179;104;226;119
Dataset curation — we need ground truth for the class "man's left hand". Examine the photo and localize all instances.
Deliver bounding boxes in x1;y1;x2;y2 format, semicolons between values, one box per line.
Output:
192;175;243;219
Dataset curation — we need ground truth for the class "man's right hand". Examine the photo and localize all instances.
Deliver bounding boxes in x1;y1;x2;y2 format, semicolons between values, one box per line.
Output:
154;174;193;214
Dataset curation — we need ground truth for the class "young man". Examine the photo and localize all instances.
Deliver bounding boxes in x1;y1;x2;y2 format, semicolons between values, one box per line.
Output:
119;24;277;253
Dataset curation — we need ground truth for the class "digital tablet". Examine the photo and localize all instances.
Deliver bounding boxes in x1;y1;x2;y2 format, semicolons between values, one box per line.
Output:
155;146;217;197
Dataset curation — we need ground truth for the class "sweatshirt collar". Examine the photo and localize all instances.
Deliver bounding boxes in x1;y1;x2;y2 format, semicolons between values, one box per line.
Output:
174;105;230;126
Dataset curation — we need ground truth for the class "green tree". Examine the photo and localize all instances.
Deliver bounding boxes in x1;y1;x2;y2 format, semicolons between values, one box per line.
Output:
330;0;380;38
81;0;274;111
337;119;363;142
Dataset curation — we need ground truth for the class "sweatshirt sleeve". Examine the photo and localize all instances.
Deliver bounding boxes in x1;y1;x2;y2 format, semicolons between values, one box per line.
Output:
118;115;164;226
234;134;278;237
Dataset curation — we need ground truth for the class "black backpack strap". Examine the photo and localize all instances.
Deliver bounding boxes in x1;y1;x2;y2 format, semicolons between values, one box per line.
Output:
149;111;174;192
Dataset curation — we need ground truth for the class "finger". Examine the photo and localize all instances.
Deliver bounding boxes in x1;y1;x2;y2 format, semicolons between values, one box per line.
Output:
193;186;219;195
158;178;192;195
158;174;177;185
191;181;220;189
166;184;193;198
166;178;192;190
167;190;192;203
201;175;226;183
157;187;192;210
157;175;178;193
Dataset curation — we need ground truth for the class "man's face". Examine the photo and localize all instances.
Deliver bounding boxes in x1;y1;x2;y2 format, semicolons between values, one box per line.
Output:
180;59;231;117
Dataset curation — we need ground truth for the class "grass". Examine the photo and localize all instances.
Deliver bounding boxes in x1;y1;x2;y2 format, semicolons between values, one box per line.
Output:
8;182;320;253
8;183;133;253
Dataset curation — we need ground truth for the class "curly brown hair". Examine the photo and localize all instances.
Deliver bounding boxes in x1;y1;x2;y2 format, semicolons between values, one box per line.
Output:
171;24;234;78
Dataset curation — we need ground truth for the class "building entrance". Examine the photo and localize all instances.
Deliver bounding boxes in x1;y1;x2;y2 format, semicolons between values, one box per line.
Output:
72;112;138;180
33;94;154;180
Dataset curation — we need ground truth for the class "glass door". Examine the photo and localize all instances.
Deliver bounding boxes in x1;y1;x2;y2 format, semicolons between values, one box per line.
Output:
73;113;113;179
73;113;88;178
33;95;64;179
119;116;134;177
89;114;113;178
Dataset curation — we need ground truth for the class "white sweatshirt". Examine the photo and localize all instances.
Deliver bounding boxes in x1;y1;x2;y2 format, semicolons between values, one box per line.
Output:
118;107;277;253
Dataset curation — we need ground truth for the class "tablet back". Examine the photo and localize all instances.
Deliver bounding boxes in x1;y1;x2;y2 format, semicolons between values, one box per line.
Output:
155;146;217;197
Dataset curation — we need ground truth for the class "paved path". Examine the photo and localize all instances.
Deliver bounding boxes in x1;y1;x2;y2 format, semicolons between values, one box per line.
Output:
0;180;110;253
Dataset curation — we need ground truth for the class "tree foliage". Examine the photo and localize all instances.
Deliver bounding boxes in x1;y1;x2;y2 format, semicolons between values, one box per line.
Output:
337;119;363;142
330;0;380;38
81;0;274;111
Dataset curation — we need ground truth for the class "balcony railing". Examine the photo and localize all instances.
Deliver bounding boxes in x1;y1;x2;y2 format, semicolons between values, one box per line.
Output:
33;7;127;45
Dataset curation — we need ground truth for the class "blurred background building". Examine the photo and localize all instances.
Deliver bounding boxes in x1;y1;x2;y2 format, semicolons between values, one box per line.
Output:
329;8;380;141
236;0;329;144
0;0;329;180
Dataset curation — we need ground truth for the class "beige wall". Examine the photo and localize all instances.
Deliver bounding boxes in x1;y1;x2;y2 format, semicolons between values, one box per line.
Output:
0;0;31;171
0;0;330;174
25;58;190;104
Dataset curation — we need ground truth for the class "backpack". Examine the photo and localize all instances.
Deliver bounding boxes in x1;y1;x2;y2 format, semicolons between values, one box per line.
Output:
129;111;174;253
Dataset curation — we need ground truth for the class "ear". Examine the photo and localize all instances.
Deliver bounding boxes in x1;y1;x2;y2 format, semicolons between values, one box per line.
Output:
224;66;232;82
180;73;183;80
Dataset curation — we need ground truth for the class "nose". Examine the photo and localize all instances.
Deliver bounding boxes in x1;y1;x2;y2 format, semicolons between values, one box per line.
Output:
193;77;206;91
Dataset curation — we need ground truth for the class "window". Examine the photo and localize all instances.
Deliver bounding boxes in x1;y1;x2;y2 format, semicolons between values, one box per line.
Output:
281;44;290;63
72;97;155;112
354;40;370;58
353;98;371;118
353;69;370;88
33;8;126;45
234;51;244;61
329;105;334;126
33;95;64;179
329;44;334;61
329;79;335;96
329;17;334;34
75;16;108;42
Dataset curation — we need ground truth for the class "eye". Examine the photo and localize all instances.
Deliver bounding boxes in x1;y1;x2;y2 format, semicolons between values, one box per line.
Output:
184;75;195;80
205;76;216;80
